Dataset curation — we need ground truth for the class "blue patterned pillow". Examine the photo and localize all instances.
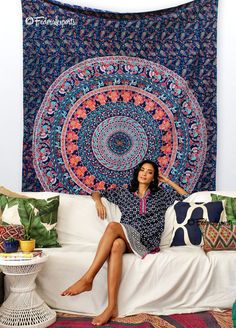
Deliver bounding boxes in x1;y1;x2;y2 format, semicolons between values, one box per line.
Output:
170;201;226;246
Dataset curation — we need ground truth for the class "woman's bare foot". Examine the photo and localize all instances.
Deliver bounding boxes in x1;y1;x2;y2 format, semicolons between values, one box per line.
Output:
92;306;118;326
61;277;92;296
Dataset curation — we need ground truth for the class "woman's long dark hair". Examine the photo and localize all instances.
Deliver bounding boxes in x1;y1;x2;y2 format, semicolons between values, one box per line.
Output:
129;159;159;194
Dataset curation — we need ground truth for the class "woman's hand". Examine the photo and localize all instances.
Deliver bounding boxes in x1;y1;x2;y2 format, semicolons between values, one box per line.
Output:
158;172;169;184
158;172;188;195
91;191;107;219
95;201;107;220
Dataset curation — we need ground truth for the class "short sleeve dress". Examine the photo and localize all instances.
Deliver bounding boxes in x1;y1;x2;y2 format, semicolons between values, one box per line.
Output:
100;186;186;258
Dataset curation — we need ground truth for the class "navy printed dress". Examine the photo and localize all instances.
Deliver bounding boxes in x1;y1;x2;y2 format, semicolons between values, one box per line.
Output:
100;187;186;258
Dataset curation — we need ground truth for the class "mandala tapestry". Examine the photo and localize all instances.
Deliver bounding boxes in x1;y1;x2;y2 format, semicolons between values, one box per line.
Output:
22;0;218;194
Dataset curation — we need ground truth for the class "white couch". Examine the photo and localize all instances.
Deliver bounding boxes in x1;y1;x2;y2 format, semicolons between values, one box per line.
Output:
6;190;236;317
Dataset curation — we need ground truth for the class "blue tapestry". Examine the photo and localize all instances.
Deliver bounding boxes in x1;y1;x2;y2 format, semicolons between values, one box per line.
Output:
22;0;218;194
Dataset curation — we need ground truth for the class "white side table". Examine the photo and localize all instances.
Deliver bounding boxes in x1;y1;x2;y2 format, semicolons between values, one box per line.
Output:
0;254;56;328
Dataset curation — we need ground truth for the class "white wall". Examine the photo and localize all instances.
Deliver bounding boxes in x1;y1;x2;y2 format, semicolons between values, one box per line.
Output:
0;0;235;192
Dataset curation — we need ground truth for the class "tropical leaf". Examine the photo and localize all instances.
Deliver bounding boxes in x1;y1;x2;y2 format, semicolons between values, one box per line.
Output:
0;195;9;213
0;194;21;215
17;200;32;225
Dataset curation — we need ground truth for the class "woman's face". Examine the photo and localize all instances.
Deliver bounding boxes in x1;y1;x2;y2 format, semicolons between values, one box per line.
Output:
137;163;155;185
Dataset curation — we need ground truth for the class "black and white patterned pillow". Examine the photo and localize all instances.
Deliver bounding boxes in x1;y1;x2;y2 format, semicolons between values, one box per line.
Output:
170;201;226;246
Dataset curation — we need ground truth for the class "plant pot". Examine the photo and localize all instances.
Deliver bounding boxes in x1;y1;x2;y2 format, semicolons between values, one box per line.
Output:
19;239;36;252
3;240;19;253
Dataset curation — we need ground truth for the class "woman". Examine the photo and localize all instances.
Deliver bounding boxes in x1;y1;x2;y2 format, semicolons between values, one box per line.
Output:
61;160;188;326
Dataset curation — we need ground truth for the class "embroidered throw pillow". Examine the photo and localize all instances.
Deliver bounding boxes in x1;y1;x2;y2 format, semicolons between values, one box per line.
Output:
0;224;25;252
170;201;226;247
211;194;236;224
0;194;60;248
198;221;236;251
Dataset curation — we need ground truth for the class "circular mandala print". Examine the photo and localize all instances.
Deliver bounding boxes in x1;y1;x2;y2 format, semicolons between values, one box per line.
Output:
33;56;207;194
91;116;148;172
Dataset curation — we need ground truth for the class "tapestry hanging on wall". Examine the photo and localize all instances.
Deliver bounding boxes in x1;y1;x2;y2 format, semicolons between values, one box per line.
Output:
22;0;218;194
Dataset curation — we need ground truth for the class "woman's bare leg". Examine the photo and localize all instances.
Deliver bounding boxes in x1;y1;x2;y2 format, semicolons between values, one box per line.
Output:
61;222;130;296
92;238;128;326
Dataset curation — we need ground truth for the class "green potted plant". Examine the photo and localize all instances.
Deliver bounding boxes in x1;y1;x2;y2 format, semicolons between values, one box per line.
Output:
3;237;19;253
19;202;37;252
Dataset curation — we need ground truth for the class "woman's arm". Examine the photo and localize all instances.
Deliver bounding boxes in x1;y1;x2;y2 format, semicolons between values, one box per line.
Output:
91;191;107;220
158;173;188;195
